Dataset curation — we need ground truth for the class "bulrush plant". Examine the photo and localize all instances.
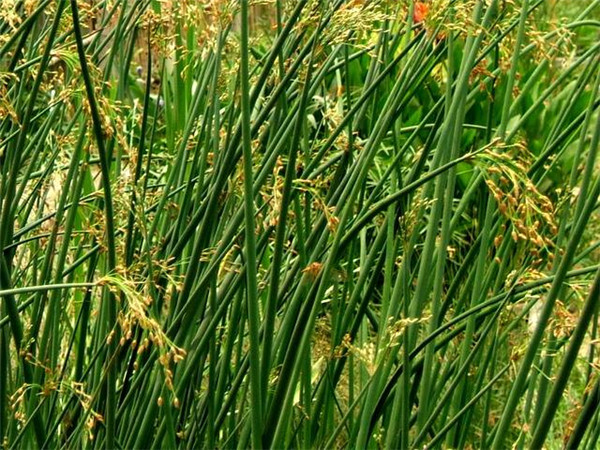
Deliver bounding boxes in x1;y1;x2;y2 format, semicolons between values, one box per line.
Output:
0;0;599;448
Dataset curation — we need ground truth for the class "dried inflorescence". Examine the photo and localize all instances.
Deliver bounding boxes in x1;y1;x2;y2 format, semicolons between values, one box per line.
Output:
100;270;186;393
324;0;391;47
0;73;19;123
474;141;558;260
0;0;41;45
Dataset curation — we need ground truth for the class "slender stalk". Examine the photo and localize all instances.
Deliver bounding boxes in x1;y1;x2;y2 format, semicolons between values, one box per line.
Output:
239;1;263;447
70;1;119;446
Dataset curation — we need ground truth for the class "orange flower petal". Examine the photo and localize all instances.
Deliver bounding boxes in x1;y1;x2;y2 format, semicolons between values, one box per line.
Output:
413;2;429;24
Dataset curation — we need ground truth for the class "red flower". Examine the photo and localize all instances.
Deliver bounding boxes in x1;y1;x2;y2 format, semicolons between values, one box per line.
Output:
413;2;429;24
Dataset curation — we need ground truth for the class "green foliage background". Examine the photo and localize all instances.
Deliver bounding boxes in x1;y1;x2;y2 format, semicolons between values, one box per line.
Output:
0;0;599;448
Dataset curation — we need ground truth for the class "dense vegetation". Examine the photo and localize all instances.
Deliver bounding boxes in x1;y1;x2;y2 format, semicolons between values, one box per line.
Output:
0;0;599;448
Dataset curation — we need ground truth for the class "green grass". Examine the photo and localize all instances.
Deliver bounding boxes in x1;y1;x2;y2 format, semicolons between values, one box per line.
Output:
0;0;599;448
